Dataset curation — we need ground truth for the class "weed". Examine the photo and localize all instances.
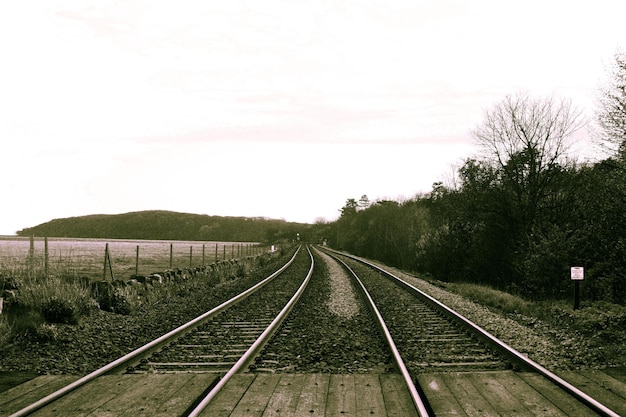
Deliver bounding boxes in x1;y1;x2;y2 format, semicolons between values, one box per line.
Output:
34;323;59;342
447;282;532;315
41;298;79;324
15;276;92;324
0;315;12;347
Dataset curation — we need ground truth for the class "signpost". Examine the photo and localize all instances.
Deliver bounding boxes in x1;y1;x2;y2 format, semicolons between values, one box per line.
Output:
571;267;584;310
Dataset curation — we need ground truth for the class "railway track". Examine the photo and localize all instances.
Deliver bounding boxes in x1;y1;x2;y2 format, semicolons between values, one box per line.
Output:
8;245;313;417
321;246;621;417
5;244;622;416
128;252;307;374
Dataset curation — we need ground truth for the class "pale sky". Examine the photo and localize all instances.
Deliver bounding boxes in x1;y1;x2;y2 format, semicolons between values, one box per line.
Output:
1;1;625;235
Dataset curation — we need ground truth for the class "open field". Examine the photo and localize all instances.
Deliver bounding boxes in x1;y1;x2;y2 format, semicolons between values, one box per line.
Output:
0;236;264;281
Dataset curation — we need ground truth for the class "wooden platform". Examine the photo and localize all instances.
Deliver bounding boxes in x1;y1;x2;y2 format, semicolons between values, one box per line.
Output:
1;369;625;416
1;373;416;417
417;370;626;417
197;374;417;416
0;374;218;417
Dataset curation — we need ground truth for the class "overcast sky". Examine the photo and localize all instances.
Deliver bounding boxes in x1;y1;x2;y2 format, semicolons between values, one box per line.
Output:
1;1;624;235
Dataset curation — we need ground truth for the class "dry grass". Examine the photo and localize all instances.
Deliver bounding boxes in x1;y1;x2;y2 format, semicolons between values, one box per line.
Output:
0;238;263;281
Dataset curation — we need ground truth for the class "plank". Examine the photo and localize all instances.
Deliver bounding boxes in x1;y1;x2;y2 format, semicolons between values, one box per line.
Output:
466;371;533;416
121;374;217;417
198;374;256;417
229;374;281;417
293;374;330;416
150;374;219;417
416;373;468;416
0;372;38;394
325;374;357;417
0;375;78;416
582;369;626;401
77;374;188;417
354;374;386;417
28;374;144;417
493;371;568;417
557;370;626;417
439;373;499;417
517;373;598;417
262;374;305;417
603;367;626;384
379;374;418;417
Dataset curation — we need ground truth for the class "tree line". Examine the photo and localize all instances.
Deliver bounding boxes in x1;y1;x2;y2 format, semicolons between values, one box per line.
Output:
17;210;309;244
314;50;626;304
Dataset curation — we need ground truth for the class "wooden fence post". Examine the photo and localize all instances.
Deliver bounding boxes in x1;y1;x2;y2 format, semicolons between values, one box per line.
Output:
44;237;49;279
135;245;139;276
29;235;35;278
103;243;109;281
189;246;193;268
169;243;173;270
107;246;115;281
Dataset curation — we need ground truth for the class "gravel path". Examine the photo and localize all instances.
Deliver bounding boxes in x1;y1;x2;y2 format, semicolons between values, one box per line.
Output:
316;249;360;319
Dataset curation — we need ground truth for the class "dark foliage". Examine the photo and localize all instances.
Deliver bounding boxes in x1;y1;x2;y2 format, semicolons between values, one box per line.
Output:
41;299;79;324
16;210;310;243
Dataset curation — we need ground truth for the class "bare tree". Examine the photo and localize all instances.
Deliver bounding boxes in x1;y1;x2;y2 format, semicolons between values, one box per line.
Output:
596;49;626;159
471;93;584;230
473;93;584;171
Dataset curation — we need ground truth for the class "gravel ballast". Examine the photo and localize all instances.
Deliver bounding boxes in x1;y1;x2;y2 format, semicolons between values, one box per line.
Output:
251;248;392;373
0;247;621;380
366;260;618;370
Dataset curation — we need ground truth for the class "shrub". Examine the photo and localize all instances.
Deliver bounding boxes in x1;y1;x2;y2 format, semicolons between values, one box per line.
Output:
0;315;12;347
0;274;19;290
41;298;79;324
34;323;59;342
448;282;532;315
16;276;92;325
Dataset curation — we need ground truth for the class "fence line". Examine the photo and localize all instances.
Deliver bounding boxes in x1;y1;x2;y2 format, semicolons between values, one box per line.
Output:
0;237;267;282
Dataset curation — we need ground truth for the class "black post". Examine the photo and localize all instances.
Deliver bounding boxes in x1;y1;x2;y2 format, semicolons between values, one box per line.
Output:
574;281;581;310
135;245;139;276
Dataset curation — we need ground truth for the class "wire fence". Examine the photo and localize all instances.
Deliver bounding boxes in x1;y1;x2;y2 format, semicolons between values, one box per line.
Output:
0;237;269;282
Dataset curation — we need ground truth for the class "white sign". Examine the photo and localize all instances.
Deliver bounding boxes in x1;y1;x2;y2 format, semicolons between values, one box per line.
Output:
571;267;584;281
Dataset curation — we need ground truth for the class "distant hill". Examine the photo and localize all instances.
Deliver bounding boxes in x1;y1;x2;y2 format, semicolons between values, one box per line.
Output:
17;210;310;243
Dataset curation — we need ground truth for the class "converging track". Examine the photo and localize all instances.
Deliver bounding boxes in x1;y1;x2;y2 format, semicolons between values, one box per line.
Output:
2;244;624;416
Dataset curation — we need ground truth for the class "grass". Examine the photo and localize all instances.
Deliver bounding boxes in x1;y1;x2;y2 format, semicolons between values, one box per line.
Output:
445;282;533;315
0;238;266;282
440;280;626;364
0;315;11;346
0;245;280;348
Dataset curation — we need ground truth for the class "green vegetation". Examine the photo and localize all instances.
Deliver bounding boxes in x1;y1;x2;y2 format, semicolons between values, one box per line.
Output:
16;210;310;243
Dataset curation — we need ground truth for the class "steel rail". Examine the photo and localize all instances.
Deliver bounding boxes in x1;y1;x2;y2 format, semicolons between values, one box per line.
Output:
321;248;431;417
324;247;621;417
186;245;315;417
9;246;301;417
